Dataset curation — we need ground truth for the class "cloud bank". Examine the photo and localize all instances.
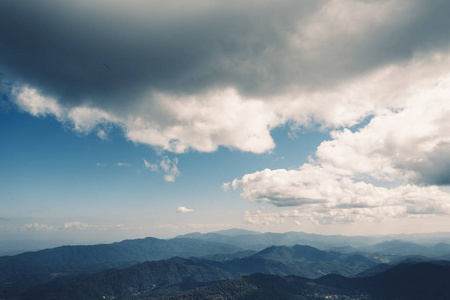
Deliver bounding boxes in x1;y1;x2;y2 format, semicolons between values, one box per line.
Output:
2;0;450;156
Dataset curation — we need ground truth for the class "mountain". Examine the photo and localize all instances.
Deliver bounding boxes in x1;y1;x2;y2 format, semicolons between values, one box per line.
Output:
176;230;450;251
175;230;406;250
18;257;235;300
200;250;257;261
210;228;261;236
169;262;450;300
359;239;429;255
251;244;340;261
359;240;450;257
0;237;241;288
207;244;377;278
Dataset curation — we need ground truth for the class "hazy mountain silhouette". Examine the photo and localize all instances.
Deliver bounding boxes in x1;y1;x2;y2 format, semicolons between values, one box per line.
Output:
208;244;377;278
19;257;235;300
0;237;241;287
170;262;450;300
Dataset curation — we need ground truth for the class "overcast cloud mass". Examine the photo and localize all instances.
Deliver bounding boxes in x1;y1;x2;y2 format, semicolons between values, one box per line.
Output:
2;0;450;229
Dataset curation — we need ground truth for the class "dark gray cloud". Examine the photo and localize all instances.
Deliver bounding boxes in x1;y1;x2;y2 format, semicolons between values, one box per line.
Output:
0;0;321;111
403;143;450;186
2;0;450;113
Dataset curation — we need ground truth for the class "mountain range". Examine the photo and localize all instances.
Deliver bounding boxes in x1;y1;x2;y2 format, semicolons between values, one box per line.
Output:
2;229;450;299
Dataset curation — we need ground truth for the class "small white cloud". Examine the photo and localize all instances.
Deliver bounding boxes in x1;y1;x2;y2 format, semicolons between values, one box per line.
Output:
177;206;194;213
117;162;131;167
221;182;231;192
96;162;106;167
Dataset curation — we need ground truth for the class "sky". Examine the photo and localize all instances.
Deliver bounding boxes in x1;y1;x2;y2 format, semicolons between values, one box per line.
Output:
1;0;450;246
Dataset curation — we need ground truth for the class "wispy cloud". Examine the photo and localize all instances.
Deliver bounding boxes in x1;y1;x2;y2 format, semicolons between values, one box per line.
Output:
144;157;180;182
117;162;131;167
143;159;159;172
160;157;180;182
21;223;54;231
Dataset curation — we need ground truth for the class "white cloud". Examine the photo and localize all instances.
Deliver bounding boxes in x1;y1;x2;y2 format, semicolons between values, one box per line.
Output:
67;106;115;133
13;86;62;118
232;164;450;224
221;182;231;192
124;89;280;153
117;162;131;167
317;95;450;185
11;51;450;158
177;206;194;213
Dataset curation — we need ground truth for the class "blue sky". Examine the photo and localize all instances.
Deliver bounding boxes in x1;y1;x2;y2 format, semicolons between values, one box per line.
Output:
0;105;328;242
2;0;450;245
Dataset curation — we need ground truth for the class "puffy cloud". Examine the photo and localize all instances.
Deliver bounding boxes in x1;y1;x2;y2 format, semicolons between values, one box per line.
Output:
177;206;194;213
67;106;115;133
232;164;450;223
316;94;450;185
117;162;131;167
221;182;231;192
12;86;62;118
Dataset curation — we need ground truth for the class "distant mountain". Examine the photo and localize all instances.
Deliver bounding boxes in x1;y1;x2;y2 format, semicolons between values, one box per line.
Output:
355;258;450;278
251;244;339;262
176;230;417;250
176;230;450;251
0;237;241;288
176;231;376;250
9;253;450;299
359;239;450;257
207;244;377;278
19;257;235;300
170;262;450;300
210;228;261;236
328;245;360;254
